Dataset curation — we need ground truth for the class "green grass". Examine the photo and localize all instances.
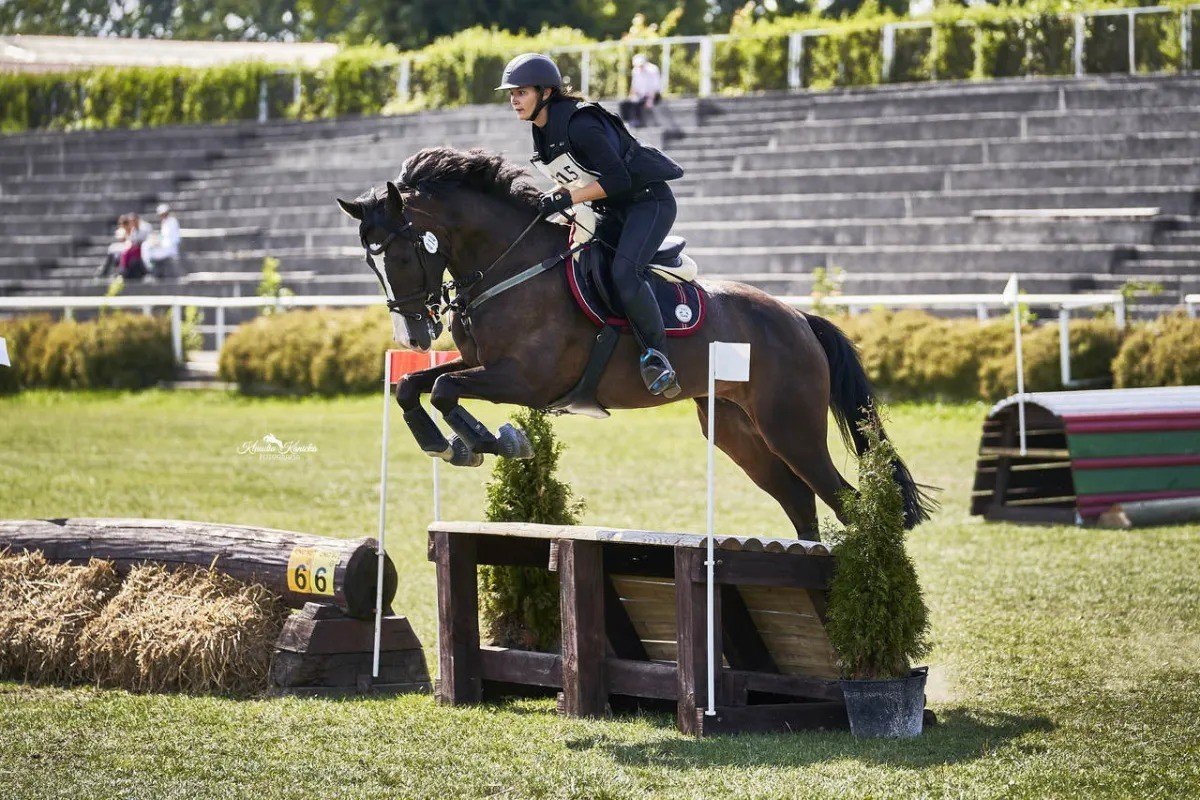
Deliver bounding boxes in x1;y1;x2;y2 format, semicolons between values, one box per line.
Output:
1;391;1197;799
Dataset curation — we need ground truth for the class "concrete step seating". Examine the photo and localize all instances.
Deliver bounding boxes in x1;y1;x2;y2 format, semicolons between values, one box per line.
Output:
0;73;1197;311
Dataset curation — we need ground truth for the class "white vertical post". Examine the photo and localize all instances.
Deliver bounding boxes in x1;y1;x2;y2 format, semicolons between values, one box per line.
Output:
1182;10;1191;73
788;33;804;89
431;349;441;522
170;304;182;363
216;305;226;351
293;73;302;107
930;24;939;81
699;37;714;97
581;49;592;98
882;24;895;82
1059;308;1072;387
705;343;718;717
660;42;671;95
1114;296;1127;329
1128;10;1137;74
1074;14;1086;76
373;351;394;678
1003;276;1027;456
397;59;411;104
257;77;268;123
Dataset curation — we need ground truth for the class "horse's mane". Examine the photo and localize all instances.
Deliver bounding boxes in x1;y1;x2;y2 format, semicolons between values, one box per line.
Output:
396;147;541;213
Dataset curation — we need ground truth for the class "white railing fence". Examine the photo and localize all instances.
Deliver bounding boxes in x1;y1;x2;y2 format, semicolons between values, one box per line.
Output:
0;291;1128;388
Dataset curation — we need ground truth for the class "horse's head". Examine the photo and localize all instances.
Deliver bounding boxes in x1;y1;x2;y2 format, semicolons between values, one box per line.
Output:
337;181;451;352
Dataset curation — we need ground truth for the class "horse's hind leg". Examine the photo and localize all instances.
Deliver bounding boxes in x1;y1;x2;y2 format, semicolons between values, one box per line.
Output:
744;380;856;526
695;398;820;538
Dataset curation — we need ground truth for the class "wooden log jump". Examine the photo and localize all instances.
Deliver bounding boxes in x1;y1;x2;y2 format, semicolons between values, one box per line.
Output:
428;520;848;737
0;518;397;619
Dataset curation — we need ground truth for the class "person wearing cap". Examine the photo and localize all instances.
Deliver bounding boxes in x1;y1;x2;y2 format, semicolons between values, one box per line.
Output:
622;54;663;129
498;52;686;398
144;203;181;278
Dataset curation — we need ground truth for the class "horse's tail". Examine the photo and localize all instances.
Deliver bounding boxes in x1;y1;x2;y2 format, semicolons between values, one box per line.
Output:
806;313;937;529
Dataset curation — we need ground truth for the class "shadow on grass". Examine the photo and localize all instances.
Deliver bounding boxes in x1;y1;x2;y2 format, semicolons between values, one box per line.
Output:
575;708;1054;770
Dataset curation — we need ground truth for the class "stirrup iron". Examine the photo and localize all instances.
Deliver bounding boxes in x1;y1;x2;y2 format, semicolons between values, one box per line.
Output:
639;349;680;398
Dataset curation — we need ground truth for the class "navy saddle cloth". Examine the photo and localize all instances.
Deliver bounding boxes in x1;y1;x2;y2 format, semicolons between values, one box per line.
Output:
566;239;706;337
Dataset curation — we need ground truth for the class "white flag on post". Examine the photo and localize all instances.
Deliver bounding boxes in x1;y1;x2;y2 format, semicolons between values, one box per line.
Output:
1002;273;1019;305
711;341;751;382
705;341;751;717
0;337;9;368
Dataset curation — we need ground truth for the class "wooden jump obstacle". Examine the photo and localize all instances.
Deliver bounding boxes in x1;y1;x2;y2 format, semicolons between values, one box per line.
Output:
429;520;853;736
0;518;430;695
971;387;1200;525
0;517;396;618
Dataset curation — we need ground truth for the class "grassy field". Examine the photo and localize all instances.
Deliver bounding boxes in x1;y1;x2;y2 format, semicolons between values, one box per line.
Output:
0;390;1197;799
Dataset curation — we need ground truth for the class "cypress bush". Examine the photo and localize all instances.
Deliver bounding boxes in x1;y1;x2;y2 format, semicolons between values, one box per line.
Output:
826;422;930;680
479;409;585;652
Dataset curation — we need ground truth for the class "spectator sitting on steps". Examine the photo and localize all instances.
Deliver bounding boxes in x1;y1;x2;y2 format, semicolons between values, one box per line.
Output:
144;203;181;281
94;214;130;279
118;212;152;281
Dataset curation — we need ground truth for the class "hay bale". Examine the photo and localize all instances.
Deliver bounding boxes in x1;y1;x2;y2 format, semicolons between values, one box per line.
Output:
0;550;121;682
78;563;290;695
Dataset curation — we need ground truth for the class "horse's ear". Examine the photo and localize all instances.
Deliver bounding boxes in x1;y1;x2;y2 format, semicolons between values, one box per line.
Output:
386;181;404;210
336;198;364;220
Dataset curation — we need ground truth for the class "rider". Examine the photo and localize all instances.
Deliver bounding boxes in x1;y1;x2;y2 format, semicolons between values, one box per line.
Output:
498;52;685;398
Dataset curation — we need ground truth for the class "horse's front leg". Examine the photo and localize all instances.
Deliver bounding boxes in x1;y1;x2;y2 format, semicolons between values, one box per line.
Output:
429;361;537;461
395;359;483;466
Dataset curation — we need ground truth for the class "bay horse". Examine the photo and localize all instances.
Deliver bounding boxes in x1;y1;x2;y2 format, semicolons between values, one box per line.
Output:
337;147;933;537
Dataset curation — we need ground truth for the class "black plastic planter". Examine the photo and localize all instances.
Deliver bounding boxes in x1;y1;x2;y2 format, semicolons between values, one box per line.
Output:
840;666;928;738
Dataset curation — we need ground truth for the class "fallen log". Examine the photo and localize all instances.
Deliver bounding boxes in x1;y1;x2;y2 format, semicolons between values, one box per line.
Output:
0;518;396;618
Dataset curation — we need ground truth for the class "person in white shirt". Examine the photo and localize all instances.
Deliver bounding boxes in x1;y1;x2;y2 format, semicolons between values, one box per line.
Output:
622;54;662;129
144;203;181;278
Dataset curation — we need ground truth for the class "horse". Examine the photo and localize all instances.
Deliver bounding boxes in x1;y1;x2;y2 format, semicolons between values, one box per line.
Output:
337;147;933;538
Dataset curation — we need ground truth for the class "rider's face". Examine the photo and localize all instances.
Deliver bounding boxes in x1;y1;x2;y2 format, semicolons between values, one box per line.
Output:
509;86;545;121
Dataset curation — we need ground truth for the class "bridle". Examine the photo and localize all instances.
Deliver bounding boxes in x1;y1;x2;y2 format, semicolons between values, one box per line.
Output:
357;191;586;337
359;201;449;338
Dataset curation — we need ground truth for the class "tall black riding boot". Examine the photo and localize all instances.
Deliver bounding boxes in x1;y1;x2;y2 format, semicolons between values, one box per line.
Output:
623;282;680;398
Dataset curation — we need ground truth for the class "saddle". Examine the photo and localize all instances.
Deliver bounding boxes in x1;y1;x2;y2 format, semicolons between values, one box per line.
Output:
549;238;707;419
567;237;705;335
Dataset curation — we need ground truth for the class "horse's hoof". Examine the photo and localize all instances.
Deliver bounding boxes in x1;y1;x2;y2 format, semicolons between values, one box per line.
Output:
427;444;454;462
497;424;534;460
448;436;484;468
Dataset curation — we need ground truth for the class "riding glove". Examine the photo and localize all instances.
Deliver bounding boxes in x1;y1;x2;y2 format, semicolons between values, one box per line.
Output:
537;188;573;218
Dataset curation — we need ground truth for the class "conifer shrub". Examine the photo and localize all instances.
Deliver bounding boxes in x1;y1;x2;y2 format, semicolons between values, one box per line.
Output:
826;422;930;680
479;409;585;652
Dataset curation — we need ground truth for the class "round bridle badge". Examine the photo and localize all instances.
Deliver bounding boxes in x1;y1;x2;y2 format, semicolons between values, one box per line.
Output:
674;304;693;323
422;231;439;254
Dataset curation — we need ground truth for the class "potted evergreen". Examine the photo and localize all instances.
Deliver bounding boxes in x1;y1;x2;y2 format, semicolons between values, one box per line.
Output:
478;408;584;652
826;421;932;738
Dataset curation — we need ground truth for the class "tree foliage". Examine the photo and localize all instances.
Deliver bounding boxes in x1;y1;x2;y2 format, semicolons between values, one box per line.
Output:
825;421;931;680
479;409;585;652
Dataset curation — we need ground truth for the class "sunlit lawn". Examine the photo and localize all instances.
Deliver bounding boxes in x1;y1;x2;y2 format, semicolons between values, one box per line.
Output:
0;391;1197;799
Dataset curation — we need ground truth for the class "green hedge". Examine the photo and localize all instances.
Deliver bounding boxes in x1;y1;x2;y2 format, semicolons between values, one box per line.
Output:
1111;313;1200;388
836;310;1126;402
2;2;1194;133
217;307;395;395
0;313;176;392
209;306;1200;401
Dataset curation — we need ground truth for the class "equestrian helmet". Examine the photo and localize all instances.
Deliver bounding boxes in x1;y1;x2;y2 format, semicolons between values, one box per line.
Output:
496;53;562;90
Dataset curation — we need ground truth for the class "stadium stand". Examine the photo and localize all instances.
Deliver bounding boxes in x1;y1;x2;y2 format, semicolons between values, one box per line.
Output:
1;73;1197;320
